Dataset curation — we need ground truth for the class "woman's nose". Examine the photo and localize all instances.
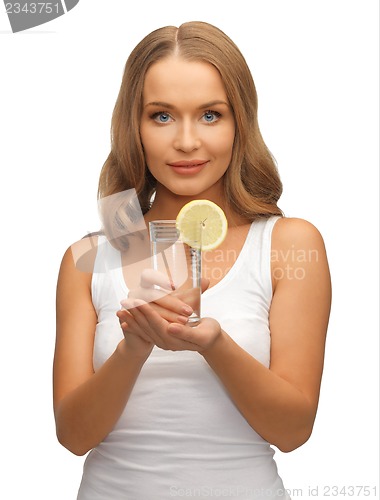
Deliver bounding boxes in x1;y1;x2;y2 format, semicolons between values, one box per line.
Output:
173;121;201;152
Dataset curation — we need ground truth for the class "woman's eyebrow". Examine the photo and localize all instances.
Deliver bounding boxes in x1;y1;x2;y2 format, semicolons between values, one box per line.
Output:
144;101;175;109
144;100;229;109
197;100;229;109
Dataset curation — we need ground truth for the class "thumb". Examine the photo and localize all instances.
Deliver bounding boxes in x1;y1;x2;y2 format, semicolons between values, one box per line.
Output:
200;277;210;294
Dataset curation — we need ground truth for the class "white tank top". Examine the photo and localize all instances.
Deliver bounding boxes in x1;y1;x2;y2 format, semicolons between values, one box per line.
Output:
77;215;290;500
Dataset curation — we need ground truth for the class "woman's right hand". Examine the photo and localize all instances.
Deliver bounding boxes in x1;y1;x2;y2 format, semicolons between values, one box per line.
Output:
116;306;155;359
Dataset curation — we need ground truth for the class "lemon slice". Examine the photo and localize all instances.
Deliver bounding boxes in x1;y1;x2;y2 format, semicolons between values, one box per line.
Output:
176;200;228;251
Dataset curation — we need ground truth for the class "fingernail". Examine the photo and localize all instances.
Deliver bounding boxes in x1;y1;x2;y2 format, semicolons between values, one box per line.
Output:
177;315;189;324
182;306;193;316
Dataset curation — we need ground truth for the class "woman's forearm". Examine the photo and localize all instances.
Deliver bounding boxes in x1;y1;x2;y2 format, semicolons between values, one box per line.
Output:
201;331;316;452
54;340;147;456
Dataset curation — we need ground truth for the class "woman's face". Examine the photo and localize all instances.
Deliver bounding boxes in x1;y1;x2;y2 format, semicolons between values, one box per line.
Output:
140;56;235;200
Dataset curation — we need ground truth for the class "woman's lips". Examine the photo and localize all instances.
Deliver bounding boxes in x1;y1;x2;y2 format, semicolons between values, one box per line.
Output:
167;160;208;174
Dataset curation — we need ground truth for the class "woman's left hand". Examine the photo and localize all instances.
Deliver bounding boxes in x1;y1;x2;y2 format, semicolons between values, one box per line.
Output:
118;299;222;353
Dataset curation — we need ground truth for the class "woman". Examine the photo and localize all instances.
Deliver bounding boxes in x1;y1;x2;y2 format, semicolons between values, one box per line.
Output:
54;21;331;499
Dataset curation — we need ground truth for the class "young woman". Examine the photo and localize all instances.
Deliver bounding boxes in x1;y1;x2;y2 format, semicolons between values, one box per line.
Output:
54;21;331;499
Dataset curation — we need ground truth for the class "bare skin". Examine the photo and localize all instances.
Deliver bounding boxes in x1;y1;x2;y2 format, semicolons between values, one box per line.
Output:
53;56;331;456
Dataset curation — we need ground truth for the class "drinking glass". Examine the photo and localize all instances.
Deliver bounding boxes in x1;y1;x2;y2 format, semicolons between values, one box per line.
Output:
149;220;202;325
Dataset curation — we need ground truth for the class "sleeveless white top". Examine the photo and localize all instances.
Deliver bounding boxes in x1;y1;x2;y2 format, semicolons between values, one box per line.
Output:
77;216;290;500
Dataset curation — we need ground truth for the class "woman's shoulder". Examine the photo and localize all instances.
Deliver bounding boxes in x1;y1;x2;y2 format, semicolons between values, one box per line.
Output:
60;232;102;277
270;217;330;293
271;216;327;258
273;216;325;242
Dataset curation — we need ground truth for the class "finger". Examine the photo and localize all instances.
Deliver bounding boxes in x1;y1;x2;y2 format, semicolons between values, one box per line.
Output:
165;322;201;351
128;300;180;350
127;299;153;329
117;308;143;336
149;302;191;325
117;308;134;322
133;304;199;351
117;309;137;331
117;308;128;321
121;293;193;323
129;301;170;343
122;301;156;341
153;293;194;316
167;322;198;343
126;288;194;315
120;314;152;343
165;287;199;313
131;300;167;327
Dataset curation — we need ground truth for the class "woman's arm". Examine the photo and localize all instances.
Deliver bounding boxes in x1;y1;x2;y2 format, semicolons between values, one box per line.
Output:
53;241;152;456
199;218;332;452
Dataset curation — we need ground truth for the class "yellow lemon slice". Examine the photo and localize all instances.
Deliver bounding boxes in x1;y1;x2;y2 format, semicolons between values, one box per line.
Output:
176;200;228;251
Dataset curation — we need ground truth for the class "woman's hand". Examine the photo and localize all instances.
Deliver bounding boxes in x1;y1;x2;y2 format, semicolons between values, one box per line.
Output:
119;299;222;353
125;268;209;322
117;271;205;357
167;316;222;353
118;271;220;353
116;307;155;359
126;268;196;322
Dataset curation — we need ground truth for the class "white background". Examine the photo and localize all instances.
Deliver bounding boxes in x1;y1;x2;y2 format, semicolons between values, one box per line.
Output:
0;1;378;498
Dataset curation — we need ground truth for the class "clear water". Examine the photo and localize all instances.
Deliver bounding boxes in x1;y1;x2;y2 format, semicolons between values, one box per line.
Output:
150;223;201;324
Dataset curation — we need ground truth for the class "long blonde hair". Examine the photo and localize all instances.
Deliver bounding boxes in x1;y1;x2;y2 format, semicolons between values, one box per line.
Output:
98;21;283;219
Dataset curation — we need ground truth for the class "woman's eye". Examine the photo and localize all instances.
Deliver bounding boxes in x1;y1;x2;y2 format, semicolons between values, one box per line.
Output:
152;112;172;123
202;111;221;123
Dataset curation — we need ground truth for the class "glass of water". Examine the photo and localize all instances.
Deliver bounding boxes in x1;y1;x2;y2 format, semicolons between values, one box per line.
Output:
149;220;202;325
